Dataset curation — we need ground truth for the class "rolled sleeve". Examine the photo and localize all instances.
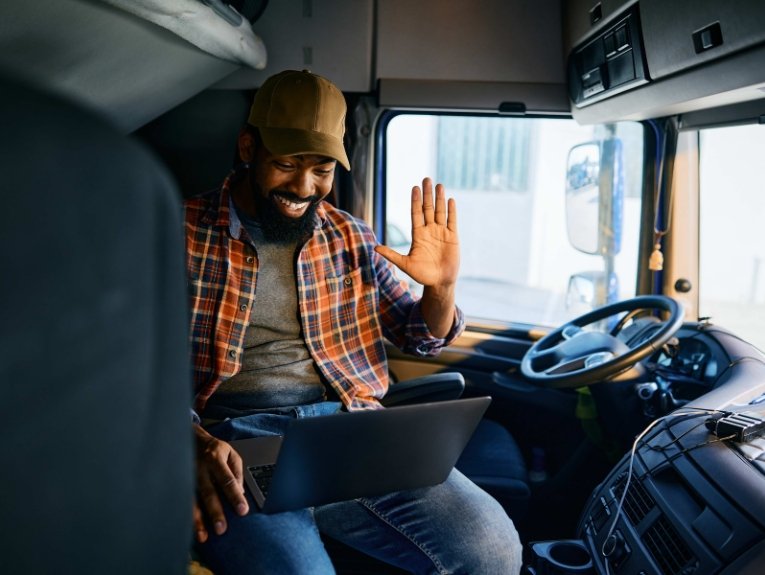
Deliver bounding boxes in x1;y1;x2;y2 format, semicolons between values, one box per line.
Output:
406;300;466;357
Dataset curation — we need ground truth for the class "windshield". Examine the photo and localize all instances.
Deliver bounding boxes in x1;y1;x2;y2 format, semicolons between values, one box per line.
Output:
699;123;765;351
383;114;644;326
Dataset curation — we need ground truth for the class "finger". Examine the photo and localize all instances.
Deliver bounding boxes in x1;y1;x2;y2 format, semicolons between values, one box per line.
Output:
411;185;424;229
375;244;406;270
446;197;458;233
422;178;435;224
210;450;249;517
193;500;208;543
434;183;447;226
197;467;229;536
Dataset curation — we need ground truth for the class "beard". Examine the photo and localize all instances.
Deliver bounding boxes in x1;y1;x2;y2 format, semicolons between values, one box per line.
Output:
250;181;321;244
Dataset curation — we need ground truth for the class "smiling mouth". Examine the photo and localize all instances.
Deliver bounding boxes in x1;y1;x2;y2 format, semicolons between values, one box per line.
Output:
275;194;311;210
271;192;319;217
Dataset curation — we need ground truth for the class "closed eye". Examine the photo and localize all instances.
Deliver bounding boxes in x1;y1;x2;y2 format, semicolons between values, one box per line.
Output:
274;161;295;171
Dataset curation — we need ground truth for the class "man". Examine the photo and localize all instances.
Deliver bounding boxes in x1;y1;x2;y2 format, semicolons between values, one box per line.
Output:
186;69;522;574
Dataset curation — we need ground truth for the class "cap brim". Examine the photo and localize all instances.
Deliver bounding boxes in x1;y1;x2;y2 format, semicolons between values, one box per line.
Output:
258;127;350;171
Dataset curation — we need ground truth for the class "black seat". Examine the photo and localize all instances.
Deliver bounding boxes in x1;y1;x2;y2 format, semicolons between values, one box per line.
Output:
381;372;530;517
455;418;530;518
0;75;193;574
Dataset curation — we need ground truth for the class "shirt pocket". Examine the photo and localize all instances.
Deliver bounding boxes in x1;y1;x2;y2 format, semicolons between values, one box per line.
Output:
322;267;381;351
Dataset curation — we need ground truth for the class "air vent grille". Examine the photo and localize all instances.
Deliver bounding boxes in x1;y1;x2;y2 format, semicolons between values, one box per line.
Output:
643;516;698;575
613;471;655;525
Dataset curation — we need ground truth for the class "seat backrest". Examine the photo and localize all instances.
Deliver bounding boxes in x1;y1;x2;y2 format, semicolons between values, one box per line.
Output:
0;75;193;574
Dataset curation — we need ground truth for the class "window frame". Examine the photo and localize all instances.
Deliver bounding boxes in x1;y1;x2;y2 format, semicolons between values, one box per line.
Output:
373;109;657;328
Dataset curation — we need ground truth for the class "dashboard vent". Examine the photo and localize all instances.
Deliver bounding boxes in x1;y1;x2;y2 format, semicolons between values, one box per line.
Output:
613;471;655;525
643;516;698;575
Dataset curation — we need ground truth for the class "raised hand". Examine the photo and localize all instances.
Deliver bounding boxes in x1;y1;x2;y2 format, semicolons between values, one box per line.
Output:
375;178;459;290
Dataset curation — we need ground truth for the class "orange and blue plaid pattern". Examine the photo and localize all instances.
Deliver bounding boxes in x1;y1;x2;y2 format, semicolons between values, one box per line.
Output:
184;172;464;412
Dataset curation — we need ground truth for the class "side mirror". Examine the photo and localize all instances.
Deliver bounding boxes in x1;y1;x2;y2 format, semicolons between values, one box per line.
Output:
565;139;623;256
566;271;619;313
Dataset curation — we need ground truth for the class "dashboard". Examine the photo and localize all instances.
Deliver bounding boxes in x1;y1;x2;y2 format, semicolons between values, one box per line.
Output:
527;321;765;575
640;324;731;418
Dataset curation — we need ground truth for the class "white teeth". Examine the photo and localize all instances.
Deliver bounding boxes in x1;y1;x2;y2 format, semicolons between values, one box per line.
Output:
276;196;308;210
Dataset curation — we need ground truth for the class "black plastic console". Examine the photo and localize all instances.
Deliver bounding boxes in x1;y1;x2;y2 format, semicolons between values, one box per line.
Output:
576;412;765;574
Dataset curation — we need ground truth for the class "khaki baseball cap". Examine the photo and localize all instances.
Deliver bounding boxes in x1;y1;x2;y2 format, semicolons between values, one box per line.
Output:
248;69;350;170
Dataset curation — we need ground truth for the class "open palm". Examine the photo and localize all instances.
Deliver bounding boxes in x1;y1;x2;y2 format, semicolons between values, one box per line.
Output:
375;178;459;288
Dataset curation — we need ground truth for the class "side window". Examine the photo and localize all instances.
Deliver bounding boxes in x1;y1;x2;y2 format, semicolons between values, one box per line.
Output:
699;124;765;350
383;114;644;327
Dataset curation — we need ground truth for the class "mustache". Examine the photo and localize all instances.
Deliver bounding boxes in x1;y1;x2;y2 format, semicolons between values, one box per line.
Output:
270;190;322;204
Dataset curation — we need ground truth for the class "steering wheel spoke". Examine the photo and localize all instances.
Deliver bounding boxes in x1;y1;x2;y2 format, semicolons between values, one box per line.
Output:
561;324;584;340
544;355;588;375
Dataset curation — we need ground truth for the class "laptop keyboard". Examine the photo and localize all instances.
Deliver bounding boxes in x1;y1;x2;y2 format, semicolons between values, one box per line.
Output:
248;464;275;496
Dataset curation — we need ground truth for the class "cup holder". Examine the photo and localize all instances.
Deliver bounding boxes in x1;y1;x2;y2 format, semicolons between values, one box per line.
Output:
526;539;594;575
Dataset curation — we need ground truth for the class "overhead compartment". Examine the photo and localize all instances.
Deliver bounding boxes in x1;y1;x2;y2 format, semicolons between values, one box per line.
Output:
639;0;765;81
565;0;765;123
375;0;569;113
214;0;374;92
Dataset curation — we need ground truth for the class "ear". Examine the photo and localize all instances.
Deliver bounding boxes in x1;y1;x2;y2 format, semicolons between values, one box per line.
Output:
238;128;256;163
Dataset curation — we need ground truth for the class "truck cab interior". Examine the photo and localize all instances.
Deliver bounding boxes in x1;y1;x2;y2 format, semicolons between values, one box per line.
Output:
2;1;765;574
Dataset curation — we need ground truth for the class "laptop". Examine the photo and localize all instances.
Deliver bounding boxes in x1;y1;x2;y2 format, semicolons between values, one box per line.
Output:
229;396;491;514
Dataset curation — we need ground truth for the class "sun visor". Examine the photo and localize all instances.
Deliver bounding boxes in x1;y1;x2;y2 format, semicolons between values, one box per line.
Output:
102;0;267;70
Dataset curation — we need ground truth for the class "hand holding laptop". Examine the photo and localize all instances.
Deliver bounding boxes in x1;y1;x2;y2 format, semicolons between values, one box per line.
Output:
192;424;249;543
191;397;490;532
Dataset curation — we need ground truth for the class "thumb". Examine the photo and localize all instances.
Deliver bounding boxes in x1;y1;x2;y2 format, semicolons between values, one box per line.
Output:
375;244;406;269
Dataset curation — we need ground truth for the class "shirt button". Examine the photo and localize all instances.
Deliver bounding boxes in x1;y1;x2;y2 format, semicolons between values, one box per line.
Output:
246;256;254;264
239;303;247;311
343;277;352;286
228;350;237;359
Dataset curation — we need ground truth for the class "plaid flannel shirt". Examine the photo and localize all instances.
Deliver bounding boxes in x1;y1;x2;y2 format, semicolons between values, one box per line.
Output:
184;172;465;412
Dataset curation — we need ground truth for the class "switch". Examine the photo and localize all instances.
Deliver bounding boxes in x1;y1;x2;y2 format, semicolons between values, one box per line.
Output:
604;33;616;57
701;29;714;49
693;22;723;54
615;26;629;51
590;3;602;25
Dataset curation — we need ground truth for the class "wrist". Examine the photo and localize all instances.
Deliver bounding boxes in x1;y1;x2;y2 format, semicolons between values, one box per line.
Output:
421;285;457;339
423;282;456;303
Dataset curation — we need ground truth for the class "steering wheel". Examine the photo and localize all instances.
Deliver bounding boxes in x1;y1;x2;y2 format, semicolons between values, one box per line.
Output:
520;295;684;389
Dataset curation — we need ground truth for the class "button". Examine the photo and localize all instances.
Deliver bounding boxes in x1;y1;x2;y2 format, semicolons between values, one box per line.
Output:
604;33;616;56
343;277;352;286
701;29;714;49
246;256;254;264
615;26;629;51
228;350;236;358
239;303;247;311
693;22;722;54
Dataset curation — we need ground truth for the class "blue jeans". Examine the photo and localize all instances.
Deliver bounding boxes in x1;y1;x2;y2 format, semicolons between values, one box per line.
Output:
198;402;523;574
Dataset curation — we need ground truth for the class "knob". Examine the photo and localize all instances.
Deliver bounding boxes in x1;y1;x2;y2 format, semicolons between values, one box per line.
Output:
674;278;692;293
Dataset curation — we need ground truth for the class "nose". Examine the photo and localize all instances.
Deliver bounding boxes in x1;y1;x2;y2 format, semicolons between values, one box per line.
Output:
284;168;314;199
